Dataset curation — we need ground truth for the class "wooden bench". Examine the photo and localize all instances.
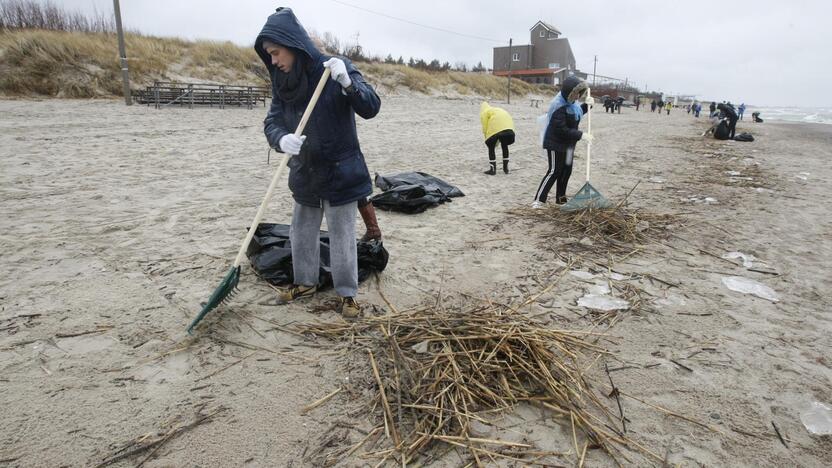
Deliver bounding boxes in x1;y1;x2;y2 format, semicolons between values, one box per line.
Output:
133;81;271;109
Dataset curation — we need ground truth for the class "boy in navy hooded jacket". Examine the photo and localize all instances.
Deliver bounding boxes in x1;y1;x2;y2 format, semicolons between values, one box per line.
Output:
254;8;380;318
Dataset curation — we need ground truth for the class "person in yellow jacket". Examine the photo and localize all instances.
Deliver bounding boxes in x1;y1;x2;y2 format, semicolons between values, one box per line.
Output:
479;102;515;175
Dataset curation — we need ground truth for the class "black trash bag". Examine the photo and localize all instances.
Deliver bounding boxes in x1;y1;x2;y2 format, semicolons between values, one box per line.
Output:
734;132;754;142
375;172;465;198
246;223;388;288
713;119;730;140
371;171;464;214
370;184;450;214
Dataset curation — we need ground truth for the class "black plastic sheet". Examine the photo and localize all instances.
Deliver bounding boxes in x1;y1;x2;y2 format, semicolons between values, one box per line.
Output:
246;223;388;288
370;172;464;214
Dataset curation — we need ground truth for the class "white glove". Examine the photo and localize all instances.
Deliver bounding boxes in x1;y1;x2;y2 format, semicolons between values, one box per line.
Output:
279;134;306;155
323;57;352;89
583;133;594;143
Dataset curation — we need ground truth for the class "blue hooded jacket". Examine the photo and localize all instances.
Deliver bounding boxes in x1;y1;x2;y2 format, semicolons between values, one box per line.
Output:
543;76;585;151
254;8;381;207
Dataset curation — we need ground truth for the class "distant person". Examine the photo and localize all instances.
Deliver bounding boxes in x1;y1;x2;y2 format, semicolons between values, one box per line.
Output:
651;100;657;112
752;111;763;123
533;76;591;208
665;101;672;115
709;101;717;115
694;102;701;118
255;7;381;318
738;103;746;120
635;96;641;111
657;99;664;116
616;97;624;113
479;102;515;175
686;104;691;114
717;102;739;139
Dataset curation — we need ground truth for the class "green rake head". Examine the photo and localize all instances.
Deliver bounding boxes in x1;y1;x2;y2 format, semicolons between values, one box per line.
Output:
560;182;612;212
187;266;240;335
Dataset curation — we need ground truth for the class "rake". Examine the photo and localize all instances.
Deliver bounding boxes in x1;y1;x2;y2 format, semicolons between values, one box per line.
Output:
561;89;612;212
187;68;331;334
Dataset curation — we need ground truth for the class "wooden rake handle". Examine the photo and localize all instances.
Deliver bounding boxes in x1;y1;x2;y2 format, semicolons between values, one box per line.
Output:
232;68;332;267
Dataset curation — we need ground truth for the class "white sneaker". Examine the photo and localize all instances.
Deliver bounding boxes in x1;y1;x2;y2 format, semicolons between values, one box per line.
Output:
531;201;545;209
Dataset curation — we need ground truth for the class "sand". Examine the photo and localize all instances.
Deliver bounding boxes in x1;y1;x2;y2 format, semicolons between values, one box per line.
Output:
1;95;831;467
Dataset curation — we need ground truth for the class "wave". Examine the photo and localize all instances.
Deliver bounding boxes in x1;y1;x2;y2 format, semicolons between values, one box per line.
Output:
751;107;832;125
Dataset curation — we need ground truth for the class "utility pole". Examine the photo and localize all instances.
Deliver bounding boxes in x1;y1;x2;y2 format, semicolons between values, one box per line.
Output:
592;55;597;87
506;38;512;104
113;0;131;105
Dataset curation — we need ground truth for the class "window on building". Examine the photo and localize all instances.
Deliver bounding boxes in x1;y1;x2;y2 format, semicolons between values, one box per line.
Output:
539;30;545;37
548;63;559;69
512;53;519;61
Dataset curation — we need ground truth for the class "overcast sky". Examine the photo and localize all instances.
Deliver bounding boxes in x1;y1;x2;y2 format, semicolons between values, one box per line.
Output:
64;0;831;106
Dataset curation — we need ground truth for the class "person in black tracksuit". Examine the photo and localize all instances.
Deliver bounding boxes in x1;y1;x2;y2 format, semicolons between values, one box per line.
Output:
533;76;590;207
717;103;739;139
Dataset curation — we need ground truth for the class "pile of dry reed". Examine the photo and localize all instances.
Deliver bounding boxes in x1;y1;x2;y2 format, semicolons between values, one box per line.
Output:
295;299;663;466
516;204;680;257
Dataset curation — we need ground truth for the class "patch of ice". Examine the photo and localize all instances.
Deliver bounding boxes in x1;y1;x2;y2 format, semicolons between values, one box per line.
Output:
588;282;611;295
578;295;630;311
721;276;779;302
801;401;832;435
609;273;628;281
723;251;756;268
704;197;719;204
725;170;742;176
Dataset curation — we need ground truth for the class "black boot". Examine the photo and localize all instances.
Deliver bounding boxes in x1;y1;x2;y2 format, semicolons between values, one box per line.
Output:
502;158;509;174
484;163;496;175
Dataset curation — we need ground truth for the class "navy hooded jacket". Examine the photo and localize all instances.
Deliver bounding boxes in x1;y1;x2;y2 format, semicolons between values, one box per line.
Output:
543;76;586;151
254;8;381;207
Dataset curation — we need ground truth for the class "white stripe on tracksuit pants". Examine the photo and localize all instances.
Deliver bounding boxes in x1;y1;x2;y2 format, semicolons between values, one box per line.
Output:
534;146;574;203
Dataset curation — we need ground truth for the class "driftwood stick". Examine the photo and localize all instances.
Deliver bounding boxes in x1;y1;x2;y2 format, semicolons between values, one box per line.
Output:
301;387;343;415
620;392;723;434
195;351;257;382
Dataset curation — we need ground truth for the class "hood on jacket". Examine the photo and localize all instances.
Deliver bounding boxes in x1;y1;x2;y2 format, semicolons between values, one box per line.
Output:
254;8;322;75
480;102;491;114
560;75;588;103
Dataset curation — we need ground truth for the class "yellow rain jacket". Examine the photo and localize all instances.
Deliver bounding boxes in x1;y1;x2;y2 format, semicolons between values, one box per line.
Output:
480;102;515;141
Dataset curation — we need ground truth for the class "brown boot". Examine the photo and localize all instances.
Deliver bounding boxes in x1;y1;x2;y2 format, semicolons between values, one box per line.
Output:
358;202;382;242
338;297;361;319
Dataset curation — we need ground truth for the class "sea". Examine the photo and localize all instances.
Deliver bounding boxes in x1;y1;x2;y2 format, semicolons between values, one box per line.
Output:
750;107;832;125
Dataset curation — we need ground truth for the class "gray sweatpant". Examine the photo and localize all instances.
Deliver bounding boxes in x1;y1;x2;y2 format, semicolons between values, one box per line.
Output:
290;200;358;297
